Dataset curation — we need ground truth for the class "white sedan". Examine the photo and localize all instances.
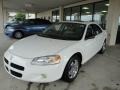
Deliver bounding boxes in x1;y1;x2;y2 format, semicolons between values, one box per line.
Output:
3;22;107;83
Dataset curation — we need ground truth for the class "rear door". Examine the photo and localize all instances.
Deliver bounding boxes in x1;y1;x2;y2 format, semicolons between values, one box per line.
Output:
30;20;45;33
26;19;47;34
24;20;37;34
36;20;49;32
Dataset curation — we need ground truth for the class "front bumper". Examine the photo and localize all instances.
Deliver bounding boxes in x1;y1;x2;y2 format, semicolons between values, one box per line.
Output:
4;51;63;83
4;29;14;37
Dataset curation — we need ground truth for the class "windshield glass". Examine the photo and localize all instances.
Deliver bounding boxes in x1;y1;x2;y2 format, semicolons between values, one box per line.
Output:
38;22;86;40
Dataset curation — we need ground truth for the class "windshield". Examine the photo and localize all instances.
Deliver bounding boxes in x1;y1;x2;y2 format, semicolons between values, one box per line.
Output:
38;22;86;40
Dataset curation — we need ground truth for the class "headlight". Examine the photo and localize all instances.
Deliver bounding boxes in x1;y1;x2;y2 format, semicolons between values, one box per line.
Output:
7;27;14;31
8;28;14;31
31;55;61;65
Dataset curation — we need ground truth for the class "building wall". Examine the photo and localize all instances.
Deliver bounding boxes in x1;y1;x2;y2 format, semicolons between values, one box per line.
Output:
106;0;120;45
0;0;4;33
64;0;102;8
26;13;36;19
36;0;104;22
3;9;8;25
37;10;52;21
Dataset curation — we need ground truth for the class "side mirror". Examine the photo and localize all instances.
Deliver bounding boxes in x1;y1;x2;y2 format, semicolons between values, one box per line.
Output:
85;35;95;40
88;35;95;39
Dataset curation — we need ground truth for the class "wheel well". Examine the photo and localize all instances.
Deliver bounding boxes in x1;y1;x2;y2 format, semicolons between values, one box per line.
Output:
61;52;83;80
71;52;82;64
13;30;24;36
101;38;106;45
14;30;23;34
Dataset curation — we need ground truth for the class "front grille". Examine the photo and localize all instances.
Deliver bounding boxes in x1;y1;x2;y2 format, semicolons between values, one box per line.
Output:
11;63;24;71
4;58;9;64
10;70;22;78
4;57;24;78
5;66;9;71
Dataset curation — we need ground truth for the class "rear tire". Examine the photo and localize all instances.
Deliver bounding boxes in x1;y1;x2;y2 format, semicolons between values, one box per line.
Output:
62;55;81;82
13;31;23;39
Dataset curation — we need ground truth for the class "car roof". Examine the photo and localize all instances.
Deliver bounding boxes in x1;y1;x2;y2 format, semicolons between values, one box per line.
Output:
25;18;52;24
60;21;98;25
26;18;50;21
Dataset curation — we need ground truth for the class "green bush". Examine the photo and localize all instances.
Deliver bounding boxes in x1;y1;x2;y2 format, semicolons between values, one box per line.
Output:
15;13;25;22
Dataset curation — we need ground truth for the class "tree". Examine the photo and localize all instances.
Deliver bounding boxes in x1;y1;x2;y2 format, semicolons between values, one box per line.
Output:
15;13;25;22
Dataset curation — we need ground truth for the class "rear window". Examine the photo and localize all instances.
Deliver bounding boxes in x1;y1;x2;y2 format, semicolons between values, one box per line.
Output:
24;19;51;25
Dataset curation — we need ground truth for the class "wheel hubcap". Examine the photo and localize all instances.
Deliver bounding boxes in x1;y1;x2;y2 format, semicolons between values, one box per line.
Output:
68;59;79;79
15;32;22;38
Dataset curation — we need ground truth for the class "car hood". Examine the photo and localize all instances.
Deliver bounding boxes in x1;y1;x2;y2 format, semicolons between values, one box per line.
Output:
6;23;24;29
8;35;77;59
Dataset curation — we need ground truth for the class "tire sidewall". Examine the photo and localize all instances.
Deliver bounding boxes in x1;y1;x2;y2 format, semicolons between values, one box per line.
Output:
62;55;81;82
100;41;106;54
13;31;23;39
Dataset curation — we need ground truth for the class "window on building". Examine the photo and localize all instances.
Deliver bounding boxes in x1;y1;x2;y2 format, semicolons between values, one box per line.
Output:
81;4;93;22
94;1;109;29
52;11;56;22
26;13;36;19
63;8;71;21
56;10;60;22
52;10;60;22
71;6;80;21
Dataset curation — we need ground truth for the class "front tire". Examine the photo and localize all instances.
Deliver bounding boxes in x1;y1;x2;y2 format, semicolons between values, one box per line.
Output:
13;31;23;39
62;55;81;82
99;41;106;54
